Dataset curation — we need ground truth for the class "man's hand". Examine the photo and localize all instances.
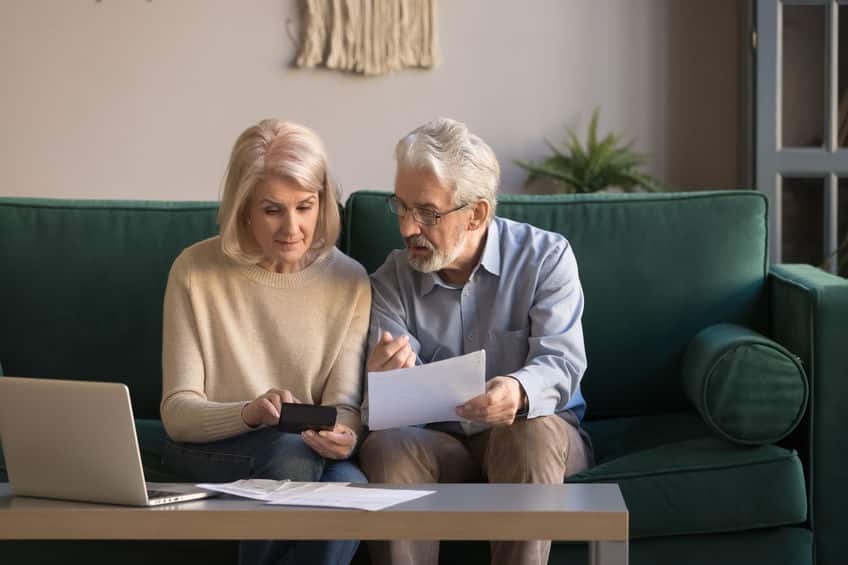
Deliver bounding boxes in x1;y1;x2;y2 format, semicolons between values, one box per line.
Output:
301;424;358;460
367;331;416;372
241;388;301;428
456;376;526;426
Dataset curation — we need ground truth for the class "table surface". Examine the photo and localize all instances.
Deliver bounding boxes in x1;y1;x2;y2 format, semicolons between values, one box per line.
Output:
0;482;628;541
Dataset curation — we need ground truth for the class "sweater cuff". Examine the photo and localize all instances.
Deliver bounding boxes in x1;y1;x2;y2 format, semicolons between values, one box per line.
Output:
199;401;255;441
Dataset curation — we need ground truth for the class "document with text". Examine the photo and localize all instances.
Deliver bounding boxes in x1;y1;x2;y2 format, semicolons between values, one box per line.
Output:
197;479;435;511
197;479;333;501
265;483;435;511
367;349;486;430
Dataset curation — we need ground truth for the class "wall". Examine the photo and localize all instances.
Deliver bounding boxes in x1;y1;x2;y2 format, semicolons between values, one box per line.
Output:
0;0;743;202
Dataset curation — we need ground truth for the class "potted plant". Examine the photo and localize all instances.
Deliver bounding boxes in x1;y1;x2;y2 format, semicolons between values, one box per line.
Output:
822;232;848;277
516;108;663;193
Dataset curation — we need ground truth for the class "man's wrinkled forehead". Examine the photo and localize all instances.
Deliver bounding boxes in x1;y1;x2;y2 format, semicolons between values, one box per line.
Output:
394;166;454;207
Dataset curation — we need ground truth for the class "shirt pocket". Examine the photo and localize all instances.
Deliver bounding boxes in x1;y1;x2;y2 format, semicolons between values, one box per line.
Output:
485;328;530;379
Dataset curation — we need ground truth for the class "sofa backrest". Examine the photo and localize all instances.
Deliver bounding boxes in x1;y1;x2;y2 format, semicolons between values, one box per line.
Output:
343;190;770;419
0;191;769;421
0;198;219;419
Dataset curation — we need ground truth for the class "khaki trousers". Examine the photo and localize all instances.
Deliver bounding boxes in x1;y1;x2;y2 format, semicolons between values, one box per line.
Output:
359;415;591;565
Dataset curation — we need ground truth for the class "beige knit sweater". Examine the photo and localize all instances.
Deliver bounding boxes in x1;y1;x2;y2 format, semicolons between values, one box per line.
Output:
160;237;370;444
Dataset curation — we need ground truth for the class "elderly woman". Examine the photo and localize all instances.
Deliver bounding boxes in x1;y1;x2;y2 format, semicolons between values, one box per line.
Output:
160;119;370;565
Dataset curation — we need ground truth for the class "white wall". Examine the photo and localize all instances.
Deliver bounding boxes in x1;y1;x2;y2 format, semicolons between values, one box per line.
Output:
0;0;742;202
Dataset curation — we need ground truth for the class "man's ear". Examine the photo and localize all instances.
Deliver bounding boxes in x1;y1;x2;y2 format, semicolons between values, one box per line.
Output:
468;200;490;231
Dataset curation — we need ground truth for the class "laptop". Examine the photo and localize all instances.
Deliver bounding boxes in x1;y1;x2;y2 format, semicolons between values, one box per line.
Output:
0;377;214;506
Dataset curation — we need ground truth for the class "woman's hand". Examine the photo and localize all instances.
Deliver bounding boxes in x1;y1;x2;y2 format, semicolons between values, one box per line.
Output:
241;388;301;428
301;423;357;460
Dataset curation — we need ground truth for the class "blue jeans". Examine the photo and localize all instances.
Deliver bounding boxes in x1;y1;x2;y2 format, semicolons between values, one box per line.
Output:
162;427;365;565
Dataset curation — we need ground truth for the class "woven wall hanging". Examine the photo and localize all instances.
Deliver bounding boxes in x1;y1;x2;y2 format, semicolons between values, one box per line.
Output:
296;0;438;76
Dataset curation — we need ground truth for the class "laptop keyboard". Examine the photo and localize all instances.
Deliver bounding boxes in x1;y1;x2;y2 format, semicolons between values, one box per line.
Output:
147;489;177;499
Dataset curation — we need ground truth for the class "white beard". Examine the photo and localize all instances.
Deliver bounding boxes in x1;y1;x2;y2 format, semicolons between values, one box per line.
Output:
406;230;467;273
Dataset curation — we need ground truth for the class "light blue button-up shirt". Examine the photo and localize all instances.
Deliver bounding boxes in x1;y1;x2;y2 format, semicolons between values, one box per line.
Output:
365;216;587;432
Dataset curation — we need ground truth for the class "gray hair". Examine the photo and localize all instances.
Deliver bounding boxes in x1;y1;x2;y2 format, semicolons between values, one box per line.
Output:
394;118;499;223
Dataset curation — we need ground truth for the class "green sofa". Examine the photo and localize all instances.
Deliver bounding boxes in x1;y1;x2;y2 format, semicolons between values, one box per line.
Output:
1;190;845;565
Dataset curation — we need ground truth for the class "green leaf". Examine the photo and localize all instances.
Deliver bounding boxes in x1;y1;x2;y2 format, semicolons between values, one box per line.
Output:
519;108;664;194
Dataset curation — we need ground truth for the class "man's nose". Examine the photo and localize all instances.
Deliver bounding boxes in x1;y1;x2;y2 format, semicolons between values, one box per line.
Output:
398;212;420;238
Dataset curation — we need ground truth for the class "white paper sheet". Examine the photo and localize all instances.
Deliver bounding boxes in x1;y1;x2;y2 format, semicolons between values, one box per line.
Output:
196;479;345;501
367;349;486;430
266;484;435;511
197;479;434;511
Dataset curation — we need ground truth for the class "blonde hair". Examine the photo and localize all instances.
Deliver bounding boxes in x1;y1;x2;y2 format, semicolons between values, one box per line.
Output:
395;117;500;224
218;119;340;264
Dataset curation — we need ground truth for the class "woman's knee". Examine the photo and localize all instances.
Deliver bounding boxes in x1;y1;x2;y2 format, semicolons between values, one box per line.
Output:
251;432;325;481
323;460;367;484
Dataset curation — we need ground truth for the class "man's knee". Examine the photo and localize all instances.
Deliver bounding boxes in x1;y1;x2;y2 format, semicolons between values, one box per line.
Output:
359;428;433;483
485;416;573;484
359;427;473;484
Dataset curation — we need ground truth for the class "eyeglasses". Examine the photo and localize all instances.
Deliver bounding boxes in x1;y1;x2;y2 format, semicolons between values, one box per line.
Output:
386;195;468;226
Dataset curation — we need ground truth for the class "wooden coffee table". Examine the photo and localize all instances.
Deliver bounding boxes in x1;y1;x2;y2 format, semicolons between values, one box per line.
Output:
0;482;628;564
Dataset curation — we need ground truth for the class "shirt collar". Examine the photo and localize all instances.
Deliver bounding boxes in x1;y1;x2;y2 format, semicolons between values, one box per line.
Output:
418;218;501;297
478;218;502;277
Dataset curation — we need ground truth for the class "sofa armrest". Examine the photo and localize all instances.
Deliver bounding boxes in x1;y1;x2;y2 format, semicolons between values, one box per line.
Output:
769;264;848;565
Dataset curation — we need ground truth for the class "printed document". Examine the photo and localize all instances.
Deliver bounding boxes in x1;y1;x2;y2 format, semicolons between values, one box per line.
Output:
367;349;486;430
265;483;435;511
197;479;434;511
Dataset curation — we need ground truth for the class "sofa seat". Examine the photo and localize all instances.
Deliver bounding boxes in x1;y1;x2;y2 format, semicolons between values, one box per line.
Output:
136;419;179;482
567;433;807;539
549;526;813;565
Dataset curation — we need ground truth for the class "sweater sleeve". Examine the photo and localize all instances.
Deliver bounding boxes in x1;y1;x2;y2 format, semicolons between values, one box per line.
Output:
320;266;371;443
160;252;253;443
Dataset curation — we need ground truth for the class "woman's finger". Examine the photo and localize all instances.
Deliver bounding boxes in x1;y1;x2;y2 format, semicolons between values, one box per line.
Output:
316;430;354;446
266;391;283;412
303;433;342;459
301;432;330;456
260;398;280;422
303;430;351;459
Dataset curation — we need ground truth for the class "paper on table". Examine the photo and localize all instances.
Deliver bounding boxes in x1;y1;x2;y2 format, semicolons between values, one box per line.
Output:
197;479;349;501
197;480;435;511
266;484;436;511
367;349;486;430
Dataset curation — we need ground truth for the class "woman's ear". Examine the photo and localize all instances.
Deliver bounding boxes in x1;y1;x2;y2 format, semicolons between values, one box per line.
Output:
468;199;490;230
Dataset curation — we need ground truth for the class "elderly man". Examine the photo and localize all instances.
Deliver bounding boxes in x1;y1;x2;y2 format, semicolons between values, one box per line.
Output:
359;118;592;565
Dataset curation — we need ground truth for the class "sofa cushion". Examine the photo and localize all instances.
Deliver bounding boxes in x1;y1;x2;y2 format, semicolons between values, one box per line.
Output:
0;198;219;419
343;190;769;419
682;324;808;445
136;419;181;482
567;436;807;538
582;410;712;464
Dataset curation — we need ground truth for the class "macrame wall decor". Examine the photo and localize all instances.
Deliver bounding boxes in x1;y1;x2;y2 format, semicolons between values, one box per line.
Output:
295;0;438;76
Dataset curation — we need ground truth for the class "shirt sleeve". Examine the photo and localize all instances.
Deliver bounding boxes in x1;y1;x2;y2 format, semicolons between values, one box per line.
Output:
361;255;423;427
366;254;424;357
160;253;253;443
509;241;587;419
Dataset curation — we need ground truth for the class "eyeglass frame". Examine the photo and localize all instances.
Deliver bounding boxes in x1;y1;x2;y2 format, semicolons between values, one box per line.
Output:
386;195;469;226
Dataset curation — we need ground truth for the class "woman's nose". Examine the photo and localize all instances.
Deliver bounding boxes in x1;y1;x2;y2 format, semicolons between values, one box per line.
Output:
278;213;299;235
